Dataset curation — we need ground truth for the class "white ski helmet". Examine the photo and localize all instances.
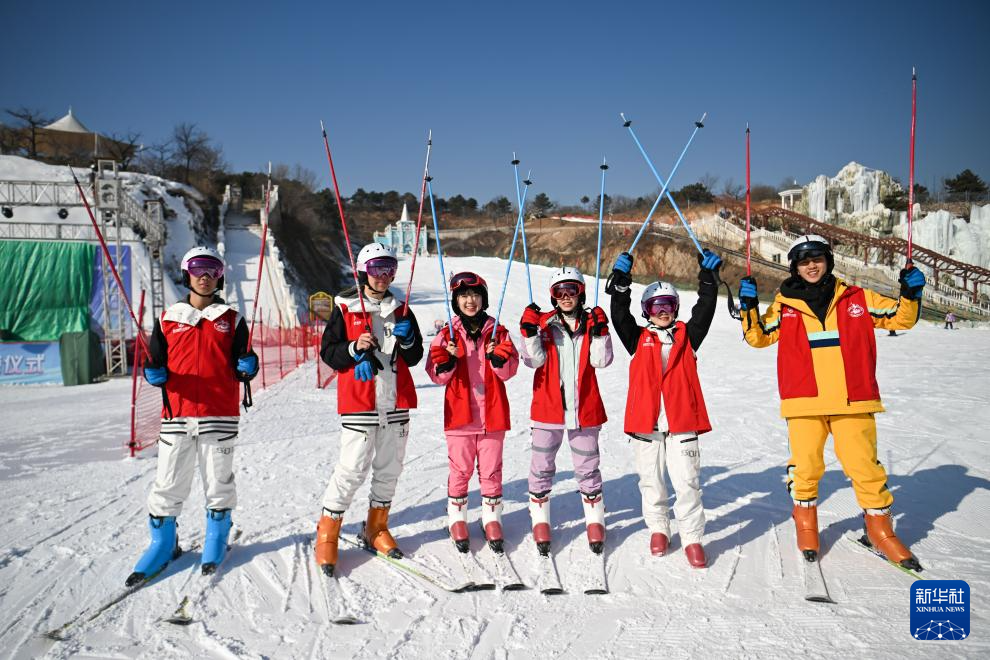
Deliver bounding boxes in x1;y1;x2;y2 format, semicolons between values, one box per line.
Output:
549;266;586;306
787;234;833;276
641;280;679;319
180;246;225;291
356;242;396;272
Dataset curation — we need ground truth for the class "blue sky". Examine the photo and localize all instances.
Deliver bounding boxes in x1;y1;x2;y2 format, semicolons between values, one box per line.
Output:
3;0;988;204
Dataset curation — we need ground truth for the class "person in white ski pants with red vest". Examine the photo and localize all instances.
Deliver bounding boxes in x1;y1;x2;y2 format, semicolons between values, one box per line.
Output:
313;243;424;577
519;266;613;556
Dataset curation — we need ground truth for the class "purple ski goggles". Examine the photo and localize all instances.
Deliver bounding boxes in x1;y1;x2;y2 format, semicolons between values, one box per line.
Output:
186;257;224;279
364;257;398;279
643;295;678;317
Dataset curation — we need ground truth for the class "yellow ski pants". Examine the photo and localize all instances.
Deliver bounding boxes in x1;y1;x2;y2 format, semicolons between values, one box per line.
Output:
785;413;893;510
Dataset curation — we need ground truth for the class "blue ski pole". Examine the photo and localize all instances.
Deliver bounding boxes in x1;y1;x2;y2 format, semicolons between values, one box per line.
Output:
594;156;609;308
622;112;707;254
426;177;454;334
511;154;534;303
494;173;532;329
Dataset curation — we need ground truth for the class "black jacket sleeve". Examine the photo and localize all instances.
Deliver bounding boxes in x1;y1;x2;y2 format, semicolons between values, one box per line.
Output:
685;269;718;351
320;306;358;370
230;317;257;382
146;318;168;369
396;309;425;367
610;287;642;356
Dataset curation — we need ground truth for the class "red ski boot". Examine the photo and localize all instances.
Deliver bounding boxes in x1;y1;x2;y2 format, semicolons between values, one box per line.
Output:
481;496;505;554
447;496;469;553
529;491;552;556
650;532;669;557
684;543;707;568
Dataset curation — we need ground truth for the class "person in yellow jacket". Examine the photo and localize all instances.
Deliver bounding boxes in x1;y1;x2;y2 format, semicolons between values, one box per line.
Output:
737;235;926;571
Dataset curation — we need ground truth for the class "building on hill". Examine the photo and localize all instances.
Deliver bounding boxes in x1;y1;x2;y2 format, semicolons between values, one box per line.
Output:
372;203;429;256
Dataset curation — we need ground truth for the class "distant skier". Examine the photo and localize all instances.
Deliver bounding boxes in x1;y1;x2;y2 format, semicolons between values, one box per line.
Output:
737;235;926;570
314;243;424;576
425;272;519;554
945;311;956;330
519;267;613;556
607;250;721;568
131;246;259;586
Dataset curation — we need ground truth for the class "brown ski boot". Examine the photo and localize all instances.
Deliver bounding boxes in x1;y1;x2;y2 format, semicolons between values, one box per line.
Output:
361;504;402;558
792;503;820;561
863;509;922;571
315;512;343;576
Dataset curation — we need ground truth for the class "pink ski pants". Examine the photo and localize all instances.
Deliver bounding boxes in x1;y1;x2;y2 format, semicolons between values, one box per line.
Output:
447;432;505;498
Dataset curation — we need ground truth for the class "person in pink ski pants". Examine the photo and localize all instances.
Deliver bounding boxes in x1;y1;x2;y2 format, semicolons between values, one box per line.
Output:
425;271;518;554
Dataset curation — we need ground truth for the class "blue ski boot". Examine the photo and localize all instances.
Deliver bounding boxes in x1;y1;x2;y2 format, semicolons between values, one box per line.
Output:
126;515;179;587
201;509;233;575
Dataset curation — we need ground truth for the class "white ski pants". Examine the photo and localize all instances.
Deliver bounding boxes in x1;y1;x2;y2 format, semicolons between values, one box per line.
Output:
147;418;238;517
632;431;705;545
321;421;409;512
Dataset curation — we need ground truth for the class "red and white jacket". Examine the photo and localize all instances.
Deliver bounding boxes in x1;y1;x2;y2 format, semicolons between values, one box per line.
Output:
521;309;612;430
148;300;248;418
624;322;711;436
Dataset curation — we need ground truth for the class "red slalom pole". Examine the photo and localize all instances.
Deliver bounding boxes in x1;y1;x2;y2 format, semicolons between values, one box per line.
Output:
247;162;272;349
906;68;918;264
129;289;146;457
745;124;752;276
70;168;147;353
320;121;372;331
402;130;434;317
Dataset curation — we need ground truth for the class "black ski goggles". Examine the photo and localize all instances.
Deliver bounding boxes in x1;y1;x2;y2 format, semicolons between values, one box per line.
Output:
787;241;830;263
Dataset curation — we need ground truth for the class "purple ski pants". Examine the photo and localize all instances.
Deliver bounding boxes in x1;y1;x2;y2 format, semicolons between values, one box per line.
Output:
528;426;603;495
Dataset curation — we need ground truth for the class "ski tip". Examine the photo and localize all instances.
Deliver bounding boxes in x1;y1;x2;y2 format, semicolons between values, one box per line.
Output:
804;595;835;604
332;616;362;625
540;587;565;596
584;588;609;596
165;615;194;626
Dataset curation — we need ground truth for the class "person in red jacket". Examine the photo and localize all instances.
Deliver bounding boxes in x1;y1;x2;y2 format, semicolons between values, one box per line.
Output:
130;246;258;586
425;272;518;554
519;267;613;556
606;249;721;567
314;243;424;577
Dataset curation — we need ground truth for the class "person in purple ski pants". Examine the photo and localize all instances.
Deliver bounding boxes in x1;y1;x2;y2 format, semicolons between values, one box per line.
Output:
519;266;613;556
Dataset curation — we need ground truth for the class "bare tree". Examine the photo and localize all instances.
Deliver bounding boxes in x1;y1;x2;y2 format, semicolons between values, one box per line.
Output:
135;141;172;177
721;177;744;199
0;122;20;154
5;107;54;158
104;131;142;169
699;172;720;193
292;164;319;192
172;122;210;184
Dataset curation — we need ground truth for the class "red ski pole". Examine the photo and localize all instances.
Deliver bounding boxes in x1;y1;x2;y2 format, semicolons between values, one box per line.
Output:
906;68;918;265
745;124;752;276
402;130;434;317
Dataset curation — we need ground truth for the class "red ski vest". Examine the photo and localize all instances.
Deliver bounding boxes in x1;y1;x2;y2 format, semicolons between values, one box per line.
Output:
530;315;607;428
337;303;417;414
160;304;240;418
624;322;711;435
777;286;880;402
441;323;511;432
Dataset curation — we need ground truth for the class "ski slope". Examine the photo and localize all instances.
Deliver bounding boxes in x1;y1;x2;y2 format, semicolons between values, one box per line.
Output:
1;256;988;659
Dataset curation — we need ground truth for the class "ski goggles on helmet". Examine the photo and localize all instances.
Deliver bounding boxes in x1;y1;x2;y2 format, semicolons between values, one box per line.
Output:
550;281;584;300
642;295;678;317
787;240;830;264
185;257;224;279
449;271;486;292
364;257;398;278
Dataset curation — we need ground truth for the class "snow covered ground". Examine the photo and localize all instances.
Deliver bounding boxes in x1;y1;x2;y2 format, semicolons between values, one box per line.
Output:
1;256;988;659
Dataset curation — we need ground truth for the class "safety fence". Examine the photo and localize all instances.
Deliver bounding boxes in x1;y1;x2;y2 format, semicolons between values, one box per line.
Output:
128;317;327;456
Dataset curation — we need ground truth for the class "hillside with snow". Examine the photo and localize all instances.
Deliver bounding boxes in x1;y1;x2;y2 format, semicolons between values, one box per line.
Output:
1;256;987;659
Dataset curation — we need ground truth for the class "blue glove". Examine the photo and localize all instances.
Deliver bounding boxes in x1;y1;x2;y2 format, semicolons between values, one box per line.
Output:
899;267;926;299
738;277;759;311
699;249;722;272
354;360;375;382
393;318;413;342
613;252;633;274
143;366;168;386
237;354;258;378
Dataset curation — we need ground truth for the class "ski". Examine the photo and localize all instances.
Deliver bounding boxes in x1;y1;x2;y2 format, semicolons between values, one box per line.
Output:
162;528;243;625
317;563;361;625
338;535;473;593
535;551;564;595
451;546;494;591
802;556;833;603
582;549;608;595
43;541;199;641
485;547;527;591
845;533;926;581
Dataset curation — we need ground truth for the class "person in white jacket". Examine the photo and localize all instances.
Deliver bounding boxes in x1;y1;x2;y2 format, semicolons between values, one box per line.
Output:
518;267;614;555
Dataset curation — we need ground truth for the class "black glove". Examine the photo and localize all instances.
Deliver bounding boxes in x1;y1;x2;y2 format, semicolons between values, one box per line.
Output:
738;276;759;311
899;267;926;300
